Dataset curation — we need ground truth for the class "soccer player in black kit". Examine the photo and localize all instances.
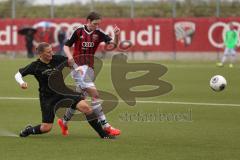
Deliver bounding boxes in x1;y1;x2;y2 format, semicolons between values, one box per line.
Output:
14;42;114;139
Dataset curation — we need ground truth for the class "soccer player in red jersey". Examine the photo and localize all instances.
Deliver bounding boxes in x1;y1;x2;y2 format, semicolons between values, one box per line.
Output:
58;12;121;136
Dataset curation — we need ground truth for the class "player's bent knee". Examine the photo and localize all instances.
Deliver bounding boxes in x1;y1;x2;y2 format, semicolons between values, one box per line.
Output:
86;87;99;98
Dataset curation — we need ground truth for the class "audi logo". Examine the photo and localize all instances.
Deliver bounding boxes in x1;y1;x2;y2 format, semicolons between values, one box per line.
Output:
32;21;83;47
82;42;95;48
208;21;240;48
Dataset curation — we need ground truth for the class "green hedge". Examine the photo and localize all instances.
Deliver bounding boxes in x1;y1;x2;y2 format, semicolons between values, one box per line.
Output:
0;0;240;18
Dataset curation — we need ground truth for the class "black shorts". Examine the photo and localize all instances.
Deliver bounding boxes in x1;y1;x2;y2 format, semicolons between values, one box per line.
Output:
40;94;84;123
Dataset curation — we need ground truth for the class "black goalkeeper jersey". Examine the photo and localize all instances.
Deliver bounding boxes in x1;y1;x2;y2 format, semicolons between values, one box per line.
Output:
19;55;68;97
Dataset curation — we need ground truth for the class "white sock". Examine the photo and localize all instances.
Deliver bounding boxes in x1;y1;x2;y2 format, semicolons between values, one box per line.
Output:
91;100;110;128
63;108;75;125
99;115;110;128
221;55;227;64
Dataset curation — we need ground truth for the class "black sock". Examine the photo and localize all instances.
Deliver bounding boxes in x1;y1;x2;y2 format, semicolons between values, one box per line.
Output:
28;125;42;135
63;108;75;122
63;115;70;121
85;114;108;138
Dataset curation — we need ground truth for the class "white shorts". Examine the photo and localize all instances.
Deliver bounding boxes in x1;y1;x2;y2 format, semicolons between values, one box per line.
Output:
71;65;95;89
224;48;236;56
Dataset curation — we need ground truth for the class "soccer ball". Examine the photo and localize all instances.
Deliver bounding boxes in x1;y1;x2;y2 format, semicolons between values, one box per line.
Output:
210;75;227;92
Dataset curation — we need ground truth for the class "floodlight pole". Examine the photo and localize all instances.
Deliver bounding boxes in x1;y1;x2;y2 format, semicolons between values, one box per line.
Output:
216;0;220;60
172;0;176;18
130;0;134;18
90;0;94;11
216;0;220;17
51;0;54;18
130;0;135;60
11;0;16;58
11;0;16;19
172;0;177;60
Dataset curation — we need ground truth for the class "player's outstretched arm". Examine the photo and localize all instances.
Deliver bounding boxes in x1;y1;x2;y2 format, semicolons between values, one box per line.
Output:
113;25;120;46
15;72;28;89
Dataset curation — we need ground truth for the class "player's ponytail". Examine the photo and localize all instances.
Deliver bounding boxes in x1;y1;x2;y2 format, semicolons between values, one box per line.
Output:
36;42;50;54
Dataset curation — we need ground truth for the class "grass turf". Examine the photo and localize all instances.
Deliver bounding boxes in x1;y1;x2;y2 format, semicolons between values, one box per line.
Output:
0;58;239;160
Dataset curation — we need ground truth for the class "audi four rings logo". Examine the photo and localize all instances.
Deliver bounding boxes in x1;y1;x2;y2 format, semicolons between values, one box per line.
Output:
31;21;239;49
32;21;83;47
82;42;95;48
208;22;240;48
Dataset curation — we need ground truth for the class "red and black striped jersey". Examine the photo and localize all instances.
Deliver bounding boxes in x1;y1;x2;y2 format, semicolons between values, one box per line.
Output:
65;25;112;68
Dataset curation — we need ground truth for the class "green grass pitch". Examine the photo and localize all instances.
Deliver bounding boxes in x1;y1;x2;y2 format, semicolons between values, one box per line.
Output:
0;57;240;160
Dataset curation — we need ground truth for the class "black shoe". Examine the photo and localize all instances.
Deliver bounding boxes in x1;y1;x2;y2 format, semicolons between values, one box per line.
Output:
19;125;32;137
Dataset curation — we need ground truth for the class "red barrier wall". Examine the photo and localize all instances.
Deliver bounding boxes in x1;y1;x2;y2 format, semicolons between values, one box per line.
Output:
0;18;239;52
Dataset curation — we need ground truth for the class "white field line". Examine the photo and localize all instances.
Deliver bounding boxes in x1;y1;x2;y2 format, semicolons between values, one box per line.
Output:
0;129;19;137
0;97;38;100
103;63;238;68
0;96;239;107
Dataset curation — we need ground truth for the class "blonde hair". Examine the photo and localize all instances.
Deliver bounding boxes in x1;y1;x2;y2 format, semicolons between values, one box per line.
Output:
36;42;50;54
